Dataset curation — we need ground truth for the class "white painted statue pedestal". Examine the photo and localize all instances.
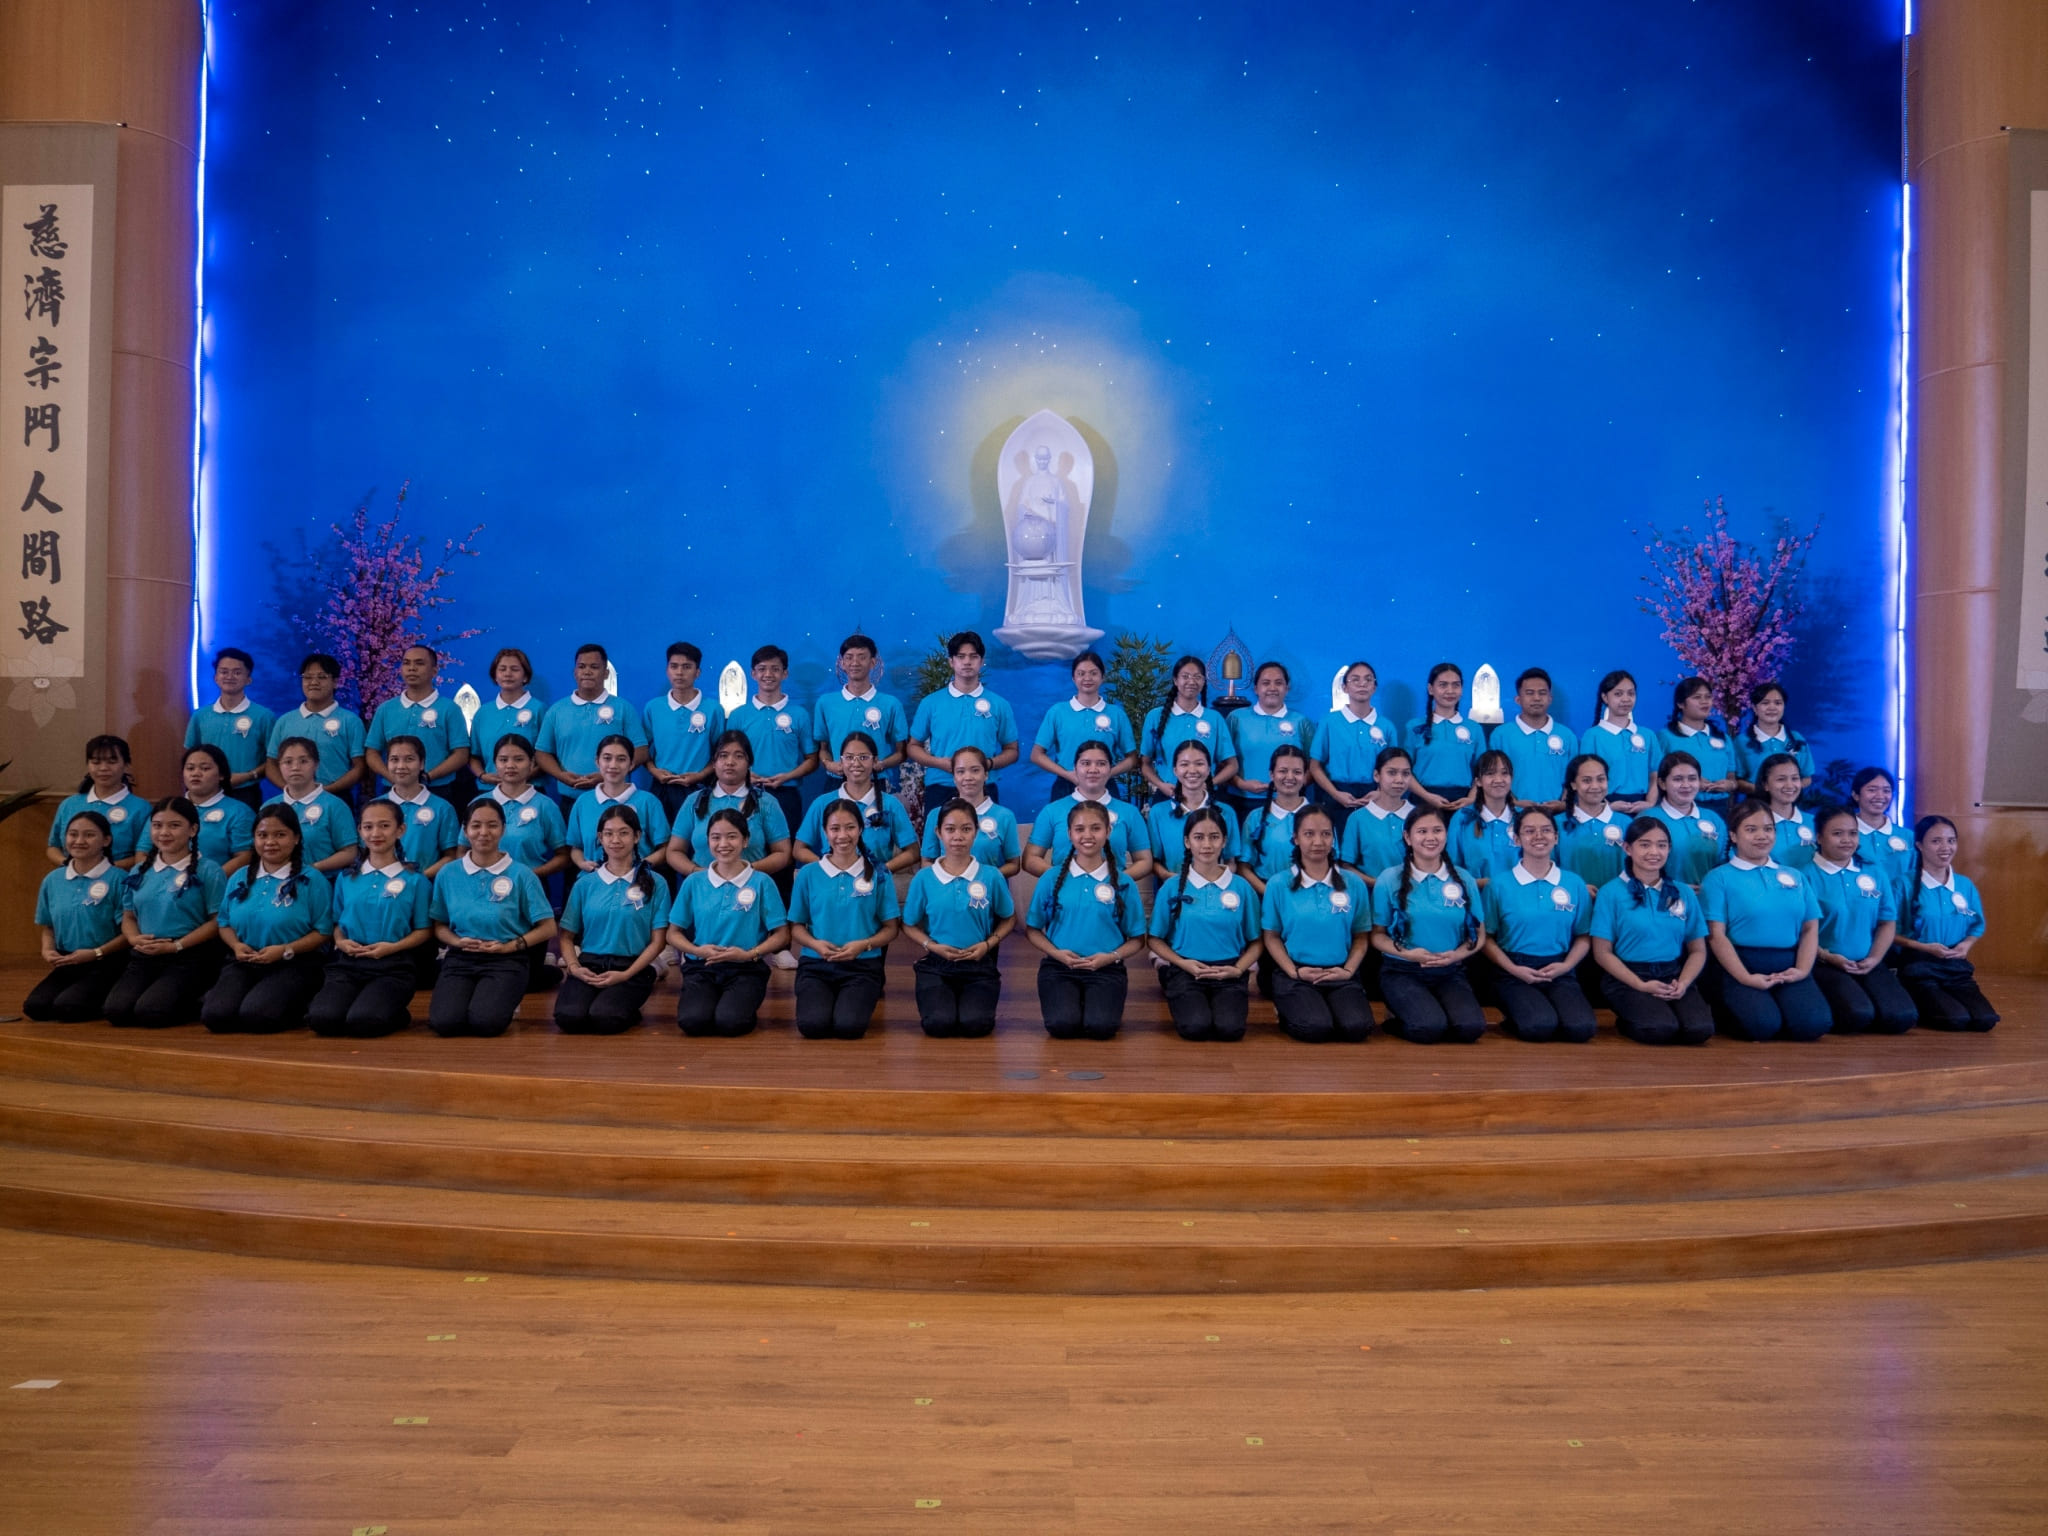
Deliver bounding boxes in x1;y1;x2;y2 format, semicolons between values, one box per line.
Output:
992;410;1104;662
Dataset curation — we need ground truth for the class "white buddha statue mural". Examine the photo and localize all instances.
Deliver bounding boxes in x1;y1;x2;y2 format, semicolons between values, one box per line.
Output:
993;410;1103;661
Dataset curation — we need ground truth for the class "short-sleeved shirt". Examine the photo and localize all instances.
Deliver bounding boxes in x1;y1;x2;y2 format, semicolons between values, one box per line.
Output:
814;688;911;765
1033;697;1137;772
473;787;570;870
1231;707;1313;784
643;691;724;777
920;798;1021;868
385;789;460;869
536;692;645;777
1239;801;1306;880
566;785;671;863
1370;864;1481;954
34;860;124;952
278;788;360;866
332;860;433;946
727;695;816;778
1259;869;1370;967
1339;800;1411;882
1027;793;1143;868
1027;861;1145;956
1771;810;1819;871
47;787;145;863
1589;878;1705;965
1147;867;1261;963
1310;706;1397;782
186;698;276;777
1659;722;1737;787
430;854;553;943
1140;704;1237;773
1403;713;1484;789
1855;819;1915;898
672;866;788;954
1645;802;1727;887
121;855;226;938
268;704;367;786
1450;806;1519;883
1482;863;1593;958
366;690;468;786
218;865;334;948
669;788;792;865
1804;858;1897;959
909;686;1019;789
560;865;674;957
796;788;917;867
470;692;545;772
1145;797;1244;876
1559;807;1627;889
1900;870;1987;949
1698;859;1821;948
903;858;1014;949
137;793;253;868
1583;719;1656;799
788;856;902;959
1493;716;1578;804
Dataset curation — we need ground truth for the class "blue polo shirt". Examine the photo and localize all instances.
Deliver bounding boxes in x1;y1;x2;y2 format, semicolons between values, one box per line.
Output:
796;788;917;866
47;788;145;864
1148;868;1262;963
561;866;674;957
472;787;570;870
536;692;645;777
1139;704;1237;774
909;686;1018;789
1589;878;1705;965
185;698;276;778
366;690;468;786
921;798;1022;868
903;859;1013;949
1033;697;1137;772
643;690;724;778
1404;713;1484;790
470;692;545;773
669;788;792;865
1310;707;1397;782
1027;862;1145;956
1804;858;1896;959
1900;871;1987;949
1145;797;1244;875
1492;717;1578;804
268;704;366;787
1584;719;1655;800
1770;810;1818;870
814;688;910;765
430;855;553;943
385;789;460;869
218;864;334;948
672;866;788;954
332;860;433;946
1028;793;1143;868
1450;806;1520;883
1239;801;1306;880
727;695;816;778
788;856;902;959
1645;802;1728;887
1698;859;1821;948
1231;706;1313;784
1482;863;1593;958
34;861;124;953
1339;800;1412;882
277;788;359;866
565;785;671;863
1559;808;1628;889
1370;864;1481;953
1856;819;1915;897
1260;870;1370;967
136;793;253;868
121;855;226;938
1734;728;1816;786
1658;722;1737;787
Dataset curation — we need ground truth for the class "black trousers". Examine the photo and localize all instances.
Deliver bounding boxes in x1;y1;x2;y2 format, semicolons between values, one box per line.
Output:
308;954;418;1037
201;955;326;1033
1600;960;1713;1045
553;951;656;1034
1707;945;1832;1041
1812;962;1918;1034
1321;779;1372;841
912;954;1001;1038
1492;950;1597;1043
1897;957;1999;1030
1037;958;1127;1040
1158;964;1249;1041
104;942;224;1029
428;950;528;1037
1271;971;1373;1043
1378;960;1487;1043
676;959;770;1036
227;782;265;812
22;953;129;1022
794;955;887;1039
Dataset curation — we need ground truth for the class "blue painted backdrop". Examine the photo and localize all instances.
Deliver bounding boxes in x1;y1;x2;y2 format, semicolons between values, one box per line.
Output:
200;0;1902;806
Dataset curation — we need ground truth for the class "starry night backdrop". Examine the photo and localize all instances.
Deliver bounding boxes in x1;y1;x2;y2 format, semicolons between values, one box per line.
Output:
200;0;1903;805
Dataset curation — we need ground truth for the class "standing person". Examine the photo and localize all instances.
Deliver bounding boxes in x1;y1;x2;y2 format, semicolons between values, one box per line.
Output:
24;811;129;1022
469;647;544;791
1309;659;1396;836
1144;739;1243;877
1147;806;1263;1041
1556;754;1627;893
1893;815;2000;1029
552;805;673;1035
564;735;670;871
272;737;361;874
1024;741;1150;878
1755;753;1818;870
1481;808;1596;1043
136;745;255;875
1025;801;1147;1040
536;644;646;794
428;799;556;1037
664;732;793;877
475;735;572;880
1229;661;1314;819
918;746;1022;874
365;644;469;793
1237;743;1313;894
1582;670;1654;814
644;641;723;818
794;732;918;873
727;644;818;834
378;735;461;876
184;647;275;809
307;800;434;1038
815;633;911;778
265;654;366;799
45;734;145;869
201;806;333;1034
1030;649;1138;786
1643;752;1728;887
1698;800;1831;1041
787;798;903;1040
1369;808;1487;1044
1493;668;1576;813
1850;767;1914;897
1138;655;1239;798
901;798;1017;1038
1337;746;1415;890
1589;818;1714;1045
667;809;790;1037
1259;805;1373;1043
1450;751;1519;886
1405;663;1483;811
103;797;227;1029
1659;677;1741;801
1805;808;1918;1034
1734;683;1815;795
907;631;1020;798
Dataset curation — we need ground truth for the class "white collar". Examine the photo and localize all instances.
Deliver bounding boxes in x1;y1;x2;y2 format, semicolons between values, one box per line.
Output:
1428;710;1465;724
972;797;996;815
1251;701;1290;718
496;691;534;710
665;689;701;710
1514;715;1555;736
569;691;613;708
707;782;750;799
400;688;440;709
1812;855;1853;875
84;785;131;805
298;702;337;718
594;782;635;804
281;786;324;807
840;684;877;702
751;694;789;711
1170;701;1206;718
1173;791;1212;812
1660;800;1703;820
1752;726;1788;742
931;858;983;885
1069;696;1107;713
1773;808;1806;826
1067;859;1112;881
1409;862;1451;883
1338;703;1379;726
1572;805;1615;825
595;864;640;885
1363;799;1411;822
191;790;227;809
818;853;867;880
388;786;431;808
1479;804;1511;824
706;864;754;889
1185;866;1234;890
1071;787;1112;805
257;861;295;880
1511;861;1562;886
65;859;114;882
1596;716;1637;735
1856;815;1897;836
837;785;879;808
1263;800;1300;819
151;853;194;874
1675;720;1709;737
361;858;405;878
1919;868;1956;890
946;682;985;699
211;697;250;715
1728;855;1780;873
1295;866;1335;888
461;853;514;876
492;785;537;805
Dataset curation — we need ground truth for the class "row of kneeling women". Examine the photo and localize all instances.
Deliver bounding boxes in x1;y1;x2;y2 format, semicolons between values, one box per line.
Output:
25;785;1999;1044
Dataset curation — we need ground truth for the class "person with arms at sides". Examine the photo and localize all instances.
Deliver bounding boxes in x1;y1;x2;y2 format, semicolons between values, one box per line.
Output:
907;631;1020;800
25;811;129;1022
643;641;723;818
1026;801;1147;1041
1260;804;1373;1043
135;745;254;876
536;643;646;795
1755;753;1817;870
1138;655;1239;800
552;805;672;1036
727;643;818;834
1337;745;1415;889
266;653;366;799
1030;649;1138;788
475;735;572;881
1145;739;1244;877
1493;668;1576;814
307;800;433;1038
565;734;670;872
665;731;793;878
1147;806;1264;1042
429;799;556;1038
1733;683;1815;796
364;644;469;795
1228;661;1313;820
1238;743;1313;895
185;647;274;809
1556;754;1627;893
1643;752;1727;887
1589;818;1714;1045
45;734;145;868
469;647;543;792
1481;808;1596;1043
1309;659;1396;836
103;797;227;1029
787;798;902;1040
1804;808;1917;1034
1893;815;1999;1030
667;808;789;1037
1450;751;1520;886
919;746;1023;875
201;805;332;1033
1023;740;1149;879
1659;677;1740;802
378;735;460;876
1699;800;1830;1041
1370;808;1487;1044
793;731;917;873
272;737;361;875
1850;767;1914;897
1582;669;1655;814
902;798;1017;1038
814;633;910;780
1405;662;1483;812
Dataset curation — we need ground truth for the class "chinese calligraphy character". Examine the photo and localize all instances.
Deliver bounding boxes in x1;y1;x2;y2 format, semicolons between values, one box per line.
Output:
23;204;67;260
19;470;61;515
17;596;68;645
23;266;64;326
21;530;61;583
23;403;59;451
23;337;59;390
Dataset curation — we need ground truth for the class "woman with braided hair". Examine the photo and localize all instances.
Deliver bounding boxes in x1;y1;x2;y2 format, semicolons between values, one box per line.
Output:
1147;806;1263;1042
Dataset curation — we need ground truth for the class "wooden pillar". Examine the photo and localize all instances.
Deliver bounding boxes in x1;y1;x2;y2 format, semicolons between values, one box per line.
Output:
1910;0;2048;973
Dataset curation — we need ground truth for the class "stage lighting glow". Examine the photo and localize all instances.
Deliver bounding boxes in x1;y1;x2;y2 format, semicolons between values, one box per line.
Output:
188;0;216;708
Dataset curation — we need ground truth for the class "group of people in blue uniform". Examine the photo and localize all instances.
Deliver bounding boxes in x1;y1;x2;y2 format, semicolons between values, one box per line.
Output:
23;633;1999;1046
